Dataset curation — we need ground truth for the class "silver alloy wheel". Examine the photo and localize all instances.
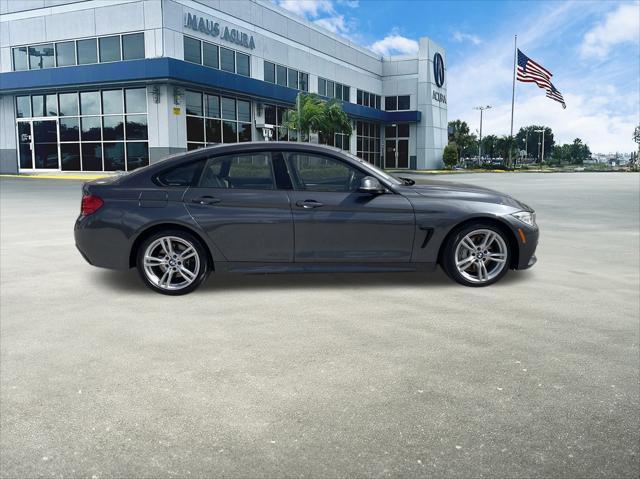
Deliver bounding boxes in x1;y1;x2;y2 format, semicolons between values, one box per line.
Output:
454;228;508;284
142;236;201;291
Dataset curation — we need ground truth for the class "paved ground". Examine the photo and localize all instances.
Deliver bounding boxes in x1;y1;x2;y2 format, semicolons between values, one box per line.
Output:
1;173;638;478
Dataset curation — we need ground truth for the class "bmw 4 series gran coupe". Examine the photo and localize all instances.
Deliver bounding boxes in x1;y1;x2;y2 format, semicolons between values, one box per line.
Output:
75;142;538;295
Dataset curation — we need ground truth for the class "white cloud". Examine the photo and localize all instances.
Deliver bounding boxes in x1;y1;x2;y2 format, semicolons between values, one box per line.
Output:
336;0;359;7
277;0;334;18
369;34;419;56
580;3;640;58
452;31;481;45
314;15;349;35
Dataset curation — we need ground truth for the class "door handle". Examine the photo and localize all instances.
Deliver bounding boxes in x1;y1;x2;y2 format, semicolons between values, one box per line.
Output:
296;200;324;209
192;195;221;205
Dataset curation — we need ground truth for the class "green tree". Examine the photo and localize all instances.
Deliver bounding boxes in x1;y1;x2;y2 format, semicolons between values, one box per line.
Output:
481;134;498;158
448;120;478;158
515;125;555;160
569;138;591;165
495;135;517;162
443;142;459;169
283;93;352;142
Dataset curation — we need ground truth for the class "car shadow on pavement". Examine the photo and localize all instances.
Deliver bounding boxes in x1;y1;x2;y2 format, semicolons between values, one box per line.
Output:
93;266;531;293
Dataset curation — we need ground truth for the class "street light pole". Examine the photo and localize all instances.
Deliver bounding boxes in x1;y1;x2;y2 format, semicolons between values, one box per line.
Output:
473;105;491;160
535;129;545;166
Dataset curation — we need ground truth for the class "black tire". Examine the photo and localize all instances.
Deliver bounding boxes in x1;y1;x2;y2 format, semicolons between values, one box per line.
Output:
136;229;210;295
441;222;511;287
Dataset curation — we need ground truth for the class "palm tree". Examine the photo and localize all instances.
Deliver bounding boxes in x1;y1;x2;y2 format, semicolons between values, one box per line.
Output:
283;93;352;143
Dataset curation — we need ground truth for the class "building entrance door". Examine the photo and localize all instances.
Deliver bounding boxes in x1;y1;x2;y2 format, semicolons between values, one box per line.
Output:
384;138;409;169
17;119;60;170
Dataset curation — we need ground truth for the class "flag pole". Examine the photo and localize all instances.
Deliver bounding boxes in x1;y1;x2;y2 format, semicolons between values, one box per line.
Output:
509;34;517;167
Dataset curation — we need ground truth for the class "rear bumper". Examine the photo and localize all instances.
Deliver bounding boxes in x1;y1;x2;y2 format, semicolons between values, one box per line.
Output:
74;215;132;270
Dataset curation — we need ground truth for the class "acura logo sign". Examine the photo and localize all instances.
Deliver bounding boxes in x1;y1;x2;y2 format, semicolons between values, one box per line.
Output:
433;52;445;88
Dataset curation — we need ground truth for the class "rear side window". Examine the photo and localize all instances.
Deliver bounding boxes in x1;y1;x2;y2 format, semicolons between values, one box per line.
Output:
199;152;275;190
156;160;204;187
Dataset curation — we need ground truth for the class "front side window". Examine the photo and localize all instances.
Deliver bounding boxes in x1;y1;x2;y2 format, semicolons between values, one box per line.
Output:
287;153;365;192
200;153;275;190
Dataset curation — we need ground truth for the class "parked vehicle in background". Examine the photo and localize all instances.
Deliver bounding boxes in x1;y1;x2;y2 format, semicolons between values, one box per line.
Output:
75;142;538;295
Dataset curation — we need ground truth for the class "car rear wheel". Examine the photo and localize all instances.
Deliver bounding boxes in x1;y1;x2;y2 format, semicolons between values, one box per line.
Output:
442;223;511;287
136;230;209;295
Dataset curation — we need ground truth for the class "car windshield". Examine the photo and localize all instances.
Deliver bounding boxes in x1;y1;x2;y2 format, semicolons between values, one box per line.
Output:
343;152;403;186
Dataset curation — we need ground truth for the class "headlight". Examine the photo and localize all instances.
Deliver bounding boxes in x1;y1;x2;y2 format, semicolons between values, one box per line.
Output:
511;211;536;227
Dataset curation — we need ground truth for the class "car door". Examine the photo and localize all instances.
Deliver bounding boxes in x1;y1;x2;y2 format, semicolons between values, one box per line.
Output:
284;151;415;262
183;151;294;262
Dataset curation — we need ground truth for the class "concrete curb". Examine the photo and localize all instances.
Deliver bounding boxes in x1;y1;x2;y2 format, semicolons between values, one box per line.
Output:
0;174;111;181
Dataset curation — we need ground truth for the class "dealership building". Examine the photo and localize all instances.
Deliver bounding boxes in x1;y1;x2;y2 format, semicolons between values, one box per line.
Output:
0;0;447;174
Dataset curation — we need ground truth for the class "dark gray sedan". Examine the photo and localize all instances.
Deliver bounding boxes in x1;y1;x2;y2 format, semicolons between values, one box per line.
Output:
75;142;538;295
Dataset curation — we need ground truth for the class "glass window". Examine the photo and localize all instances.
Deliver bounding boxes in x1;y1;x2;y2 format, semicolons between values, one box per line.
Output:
238;123;251;142
125;114;148;140
264;104;277;125
222;121;237;143
299;72;309;91
288;69;298;89
385;96;397;111
122;33;145;60
99;36;121;62
318;78;326;96
335;85;343;101
59;118;79;141
125;88;146;113
80;91;101;115
236;52;250;76
13;47;29;71
103;142;125;171
221;97;236;120
103;116;124;140
31;95;45;117
102;90;123;114
186;116;204;143
81;143;102;171
126;142;149;171
326;80;335;98
398;95;410;110
28;44;54;69
205;94;220;118
385;125;396;137
343;86;350;103
203;42;219;68
58;93;78;116
60;143;81;171
55;41;76;67
81;116;101;141
77;38;98;64
200;153;273;189
288;153;365;192
205;119;221;143
220;47;235;72
156;160;205;187
375;95;381;110
237;100;251;122
185;91;203;116
397;123;410;137
16;96;31;118
45;94;57;116
183;36;202;64
264;61;275;83
357;90;362;105
276;65;287;86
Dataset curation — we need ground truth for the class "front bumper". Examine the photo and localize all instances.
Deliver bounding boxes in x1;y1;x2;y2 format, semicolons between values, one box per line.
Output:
514;225;539;270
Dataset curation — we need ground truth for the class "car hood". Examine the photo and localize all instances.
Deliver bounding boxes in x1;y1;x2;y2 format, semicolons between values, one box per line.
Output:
401;179;532;210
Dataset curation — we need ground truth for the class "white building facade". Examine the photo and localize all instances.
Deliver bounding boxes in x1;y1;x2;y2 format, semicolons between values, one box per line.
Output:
0;0;447;173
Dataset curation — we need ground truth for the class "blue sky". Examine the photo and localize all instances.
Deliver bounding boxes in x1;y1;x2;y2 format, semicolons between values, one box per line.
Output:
275;0;640;153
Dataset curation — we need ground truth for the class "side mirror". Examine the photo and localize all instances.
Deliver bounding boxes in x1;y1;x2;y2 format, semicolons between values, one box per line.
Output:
358;176;385;194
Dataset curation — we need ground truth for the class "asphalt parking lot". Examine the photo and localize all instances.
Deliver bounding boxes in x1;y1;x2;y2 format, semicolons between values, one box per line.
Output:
1;172;638;478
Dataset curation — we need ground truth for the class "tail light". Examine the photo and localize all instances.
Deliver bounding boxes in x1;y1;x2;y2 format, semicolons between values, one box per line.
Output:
81;194;104;216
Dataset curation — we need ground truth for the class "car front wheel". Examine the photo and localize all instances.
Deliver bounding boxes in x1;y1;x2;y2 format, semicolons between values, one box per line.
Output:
442;223;511;287
136;230;209;295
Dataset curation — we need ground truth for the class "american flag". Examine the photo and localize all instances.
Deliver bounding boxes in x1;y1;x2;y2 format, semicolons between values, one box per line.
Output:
517;49;566;109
